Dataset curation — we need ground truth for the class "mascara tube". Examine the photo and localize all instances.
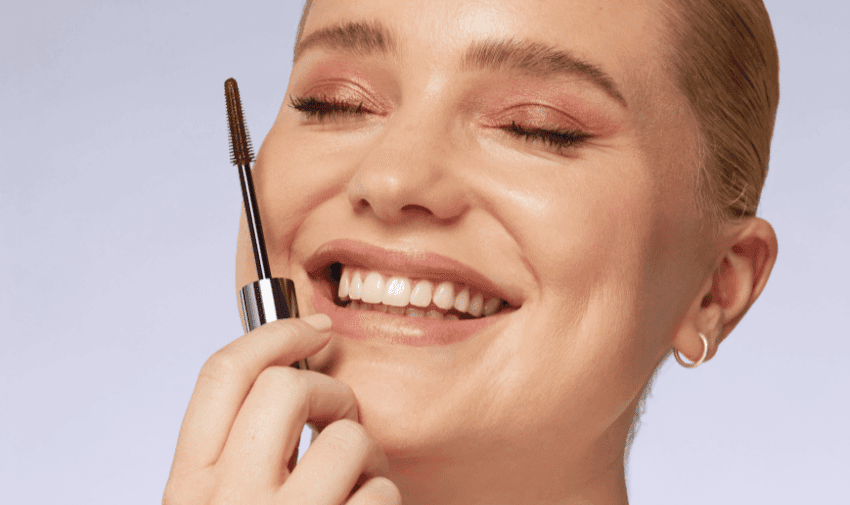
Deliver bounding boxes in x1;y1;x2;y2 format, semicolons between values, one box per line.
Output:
226;78;315;463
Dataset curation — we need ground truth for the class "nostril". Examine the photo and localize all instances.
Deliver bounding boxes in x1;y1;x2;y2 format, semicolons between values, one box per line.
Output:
400;204;433;216
353;198;371;212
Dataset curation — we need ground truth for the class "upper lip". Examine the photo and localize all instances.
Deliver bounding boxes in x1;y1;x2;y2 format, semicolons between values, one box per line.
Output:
304;239;524;307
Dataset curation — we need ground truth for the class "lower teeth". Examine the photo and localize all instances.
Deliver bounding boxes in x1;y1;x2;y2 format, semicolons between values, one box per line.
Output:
344;301;470;320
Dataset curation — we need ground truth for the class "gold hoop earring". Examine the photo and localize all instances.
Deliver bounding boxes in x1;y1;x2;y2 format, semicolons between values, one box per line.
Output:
674;333;709;368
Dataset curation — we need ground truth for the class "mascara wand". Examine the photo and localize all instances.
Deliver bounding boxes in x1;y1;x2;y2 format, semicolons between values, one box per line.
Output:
226;77;269;280
226;78;308;372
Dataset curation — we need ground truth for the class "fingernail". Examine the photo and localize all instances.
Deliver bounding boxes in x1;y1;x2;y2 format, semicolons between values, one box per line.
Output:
301;313;332;332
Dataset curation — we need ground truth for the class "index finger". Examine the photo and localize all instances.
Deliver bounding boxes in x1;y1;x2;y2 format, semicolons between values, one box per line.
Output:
170;314;332;471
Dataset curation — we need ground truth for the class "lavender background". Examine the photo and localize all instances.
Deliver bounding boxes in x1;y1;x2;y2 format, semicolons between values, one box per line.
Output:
1;1;847;503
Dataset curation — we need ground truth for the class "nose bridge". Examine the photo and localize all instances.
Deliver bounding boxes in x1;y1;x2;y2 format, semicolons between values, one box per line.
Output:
348;105;467;223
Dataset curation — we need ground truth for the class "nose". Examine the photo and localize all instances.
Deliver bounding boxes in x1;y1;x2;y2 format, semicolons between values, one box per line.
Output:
346;116;469;224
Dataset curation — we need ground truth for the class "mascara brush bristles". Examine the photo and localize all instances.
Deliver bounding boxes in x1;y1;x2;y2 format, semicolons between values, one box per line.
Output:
225;78;271;280
225;77;255;165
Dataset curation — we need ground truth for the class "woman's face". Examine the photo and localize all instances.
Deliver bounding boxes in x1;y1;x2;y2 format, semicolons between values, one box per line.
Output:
237;0;709;476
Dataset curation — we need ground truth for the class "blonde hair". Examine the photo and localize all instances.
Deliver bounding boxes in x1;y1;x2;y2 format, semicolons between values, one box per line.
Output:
661;0;779;223
295;0;314;47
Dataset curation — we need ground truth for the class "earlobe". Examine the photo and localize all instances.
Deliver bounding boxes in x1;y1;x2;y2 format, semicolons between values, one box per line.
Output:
673;333;709;368
672;294;722;366
672;217;778;366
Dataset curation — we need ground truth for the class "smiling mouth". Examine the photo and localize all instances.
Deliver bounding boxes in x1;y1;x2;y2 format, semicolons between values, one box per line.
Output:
321;263;511;321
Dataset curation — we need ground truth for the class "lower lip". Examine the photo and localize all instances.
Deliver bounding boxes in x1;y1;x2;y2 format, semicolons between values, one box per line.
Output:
309;279;509;347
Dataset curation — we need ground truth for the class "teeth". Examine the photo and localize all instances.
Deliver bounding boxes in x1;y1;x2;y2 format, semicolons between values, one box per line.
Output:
361;272;384;304
383;276;411;307
409;280;433;307
453;286;470;312
336;267;508;319
483;297;501;316
432;281;455;310
468;292;484;317
349;271;363;300
338;267;351;300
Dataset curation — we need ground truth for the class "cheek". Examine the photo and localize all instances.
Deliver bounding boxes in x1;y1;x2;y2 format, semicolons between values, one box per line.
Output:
250;121;357;269
474;153;689;432
508;155;658;309
235;209;255;290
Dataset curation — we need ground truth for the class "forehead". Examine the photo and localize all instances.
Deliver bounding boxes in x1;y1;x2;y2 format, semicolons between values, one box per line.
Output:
303;0;669;106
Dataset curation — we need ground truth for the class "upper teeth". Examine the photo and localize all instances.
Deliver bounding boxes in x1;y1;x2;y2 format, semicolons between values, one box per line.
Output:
337;266;504;318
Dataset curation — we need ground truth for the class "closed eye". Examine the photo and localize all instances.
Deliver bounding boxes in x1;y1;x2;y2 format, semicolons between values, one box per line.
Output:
289;95;370;121
499;121;592;155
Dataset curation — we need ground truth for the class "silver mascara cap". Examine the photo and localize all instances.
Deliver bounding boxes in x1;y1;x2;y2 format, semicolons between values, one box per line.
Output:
238;277;308;370
239;277;299;330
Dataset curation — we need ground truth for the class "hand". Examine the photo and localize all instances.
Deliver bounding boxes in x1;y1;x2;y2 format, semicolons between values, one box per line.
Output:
163;314;401;504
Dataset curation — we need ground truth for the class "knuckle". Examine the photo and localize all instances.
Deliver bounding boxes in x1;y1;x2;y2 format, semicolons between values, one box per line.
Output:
337;380;356;399
254;365;301;392
162;467;219;505
161;481;178;505
198;351;243;387
161;476;201;505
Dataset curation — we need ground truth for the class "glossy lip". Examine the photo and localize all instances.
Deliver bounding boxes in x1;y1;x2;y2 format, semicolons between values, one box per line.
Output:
304;239;522;346
311;286;511;346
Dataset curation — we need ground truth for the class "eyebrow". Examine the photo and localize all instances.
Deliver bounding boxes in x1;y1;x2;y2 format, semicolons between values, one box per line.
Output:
293;21;628;108
294;21;397;64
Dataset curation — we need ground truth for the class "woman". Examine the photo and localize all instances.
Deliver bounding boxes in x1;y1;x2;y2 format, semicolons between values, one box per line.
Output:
165;0;779;503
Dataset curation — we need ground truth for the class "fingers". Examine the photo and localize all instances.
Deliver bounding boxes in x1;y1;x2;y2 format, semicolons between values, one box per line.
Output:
346;476;402;505
216;368;359;487
278;419;392;505
167;312;401;505
172;314;332;471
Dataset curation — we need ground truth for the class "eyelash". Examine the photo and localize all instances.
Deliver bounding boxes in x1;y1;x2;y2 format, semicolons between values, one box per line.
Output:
288;95;593;155
500;121;592;154
289;95;367;121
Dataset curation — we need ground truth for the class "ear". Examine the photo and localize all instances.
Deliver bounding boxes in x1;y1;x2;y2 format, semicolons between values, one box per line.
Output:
672;217;778;363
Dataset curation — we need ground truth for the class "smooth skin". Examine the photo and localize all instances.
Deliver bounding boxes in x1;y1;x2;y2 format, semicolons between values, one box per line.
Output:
164;0;777;503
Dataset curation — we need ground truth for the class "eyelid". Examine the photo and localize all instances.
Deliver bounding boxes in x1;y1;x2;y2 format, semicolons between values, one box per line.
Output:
477;104;593;156
307;77;395;110
479;103;586;132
